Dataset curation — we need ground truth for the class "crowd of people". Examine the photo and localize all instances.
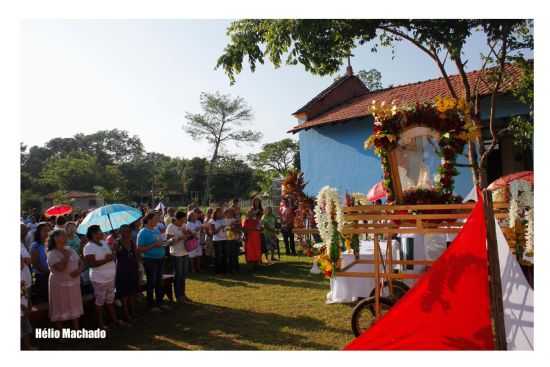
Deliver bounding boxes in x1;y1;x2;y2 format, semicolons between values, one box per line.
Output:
20;197;298;349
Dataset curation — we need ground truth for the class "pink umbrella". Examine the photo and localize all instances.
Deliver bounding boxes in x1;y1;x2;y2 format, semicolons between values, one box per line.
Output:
367;181;388;202
487;171;533;191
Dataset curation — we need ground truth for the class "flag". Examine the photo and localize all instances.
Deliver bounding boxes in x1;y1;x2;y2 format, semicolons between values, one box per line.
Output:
344;199;494;350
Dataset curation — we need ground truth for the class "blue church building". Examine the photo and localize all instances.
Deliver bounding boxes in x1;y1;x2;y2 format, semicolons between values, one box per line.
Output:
288;65;532;199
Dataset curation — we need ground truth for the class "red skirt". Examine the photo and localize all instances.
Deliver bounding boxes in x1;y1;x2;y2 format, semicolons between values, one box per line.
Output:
245;231;262;263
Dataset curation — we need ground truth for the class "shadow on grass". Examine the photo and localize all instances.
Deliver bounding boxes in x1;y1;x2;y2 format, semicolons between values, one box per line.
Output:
32;256;350;351
36;300;346;350
190;259;329;291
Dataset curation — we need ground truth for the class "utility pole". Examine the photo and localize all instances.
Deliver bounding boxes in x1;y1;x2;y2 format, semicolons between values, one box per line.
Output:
482;189;507;350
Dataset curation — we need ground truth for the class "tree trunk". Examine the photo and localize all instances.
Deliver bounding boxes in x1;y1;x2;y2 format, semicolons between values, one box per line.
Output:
205;139;221;205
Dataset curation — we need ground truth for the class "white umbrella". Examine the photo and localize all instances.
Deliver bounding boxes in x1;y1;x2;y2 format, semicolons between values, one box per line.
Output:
155;202;166;214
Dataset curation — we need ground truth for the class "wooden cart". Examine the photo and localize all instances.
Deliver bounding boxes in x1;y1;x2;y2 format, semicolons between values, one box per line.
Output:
338;200;509;336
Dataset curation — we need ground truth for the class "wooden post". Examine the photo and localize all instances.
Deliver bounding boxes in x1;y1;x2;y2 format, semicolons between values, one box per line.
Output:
387;233;394;298
482;189;507;350
374;234;381;318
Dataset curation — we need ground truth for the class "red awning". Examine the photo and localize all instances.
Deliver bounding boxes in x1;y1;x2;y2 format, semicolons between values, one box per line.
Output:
487;171;533;191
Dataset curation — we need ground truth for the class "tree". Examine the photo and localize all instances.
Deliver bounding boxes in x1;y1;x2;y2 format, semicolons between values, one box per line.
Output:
503;60;533;152
40;152;103;192
183;91;262;202
182;157;208;202
44;129;144;165
247;138;299;176
217;19;532;187
209;156;259;202
356;69;383;91
21;189;43;212
156;157;187;193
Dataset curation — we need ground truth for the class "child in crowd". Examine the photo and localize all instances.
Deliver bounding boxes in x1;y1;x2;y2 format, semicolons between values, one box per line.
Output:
261;207;278;263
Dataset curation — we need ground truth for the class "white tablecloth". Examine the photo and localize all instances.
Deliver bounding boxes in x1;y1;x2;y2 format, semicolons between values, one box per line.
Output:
326;234;454;304
326;240;402;304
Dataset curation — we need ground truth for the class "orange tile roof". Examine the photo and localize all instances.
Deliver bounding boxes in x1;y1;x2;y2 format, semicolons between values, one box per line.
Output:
288;64;523;133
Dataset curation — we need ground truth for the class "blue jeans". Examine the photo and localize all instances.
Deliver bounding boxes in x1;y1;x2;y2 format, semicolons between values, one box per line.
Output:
173;255;189;299
143;258;164;308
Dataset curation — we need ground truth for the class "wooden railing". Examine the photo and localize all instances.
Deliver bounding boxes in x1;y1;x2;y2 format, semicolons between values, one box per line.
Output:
336;201;509;318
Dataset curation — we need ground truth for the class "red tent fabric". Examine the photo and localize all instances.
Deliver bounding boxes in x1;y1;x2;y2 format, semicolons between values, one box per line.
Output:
344;199;494;350
487;170;533;191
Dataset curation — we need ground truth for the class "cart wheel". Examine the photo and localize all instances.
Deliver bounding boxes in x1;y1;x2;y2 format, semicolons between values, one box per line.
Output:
351;296;394;337
368;280;410;301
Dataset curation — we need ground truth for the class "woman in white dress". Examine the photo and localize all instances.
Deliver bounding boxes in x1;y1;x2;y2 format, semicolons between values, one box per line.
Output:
187;211;203;272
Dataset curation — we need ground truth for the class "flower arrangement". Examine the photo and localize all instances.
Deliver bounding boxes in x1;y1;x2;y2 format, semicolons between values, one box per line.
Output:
314;186;345;277
314;186;344;244
364;97;479;204
504;180;534;260
299;238;315;257
314;253;334;278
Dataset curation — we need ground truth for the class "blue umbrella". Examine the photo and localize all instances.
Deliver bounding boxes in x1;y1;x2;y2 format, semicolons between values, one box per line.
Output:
76;204;143;235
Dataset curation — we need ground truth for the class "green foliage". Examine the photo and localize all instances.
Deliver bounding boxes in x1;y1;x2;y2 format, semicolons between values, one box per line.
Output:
247;138;299;176
356;69;383;91
94;186;129;204
508;59;533;151
40;152;104;192
50;190;70;205
182;157;208;200
217;19;531;84
21;190;43;212
45;129;144;165
209;156;260;202
20;127;266;211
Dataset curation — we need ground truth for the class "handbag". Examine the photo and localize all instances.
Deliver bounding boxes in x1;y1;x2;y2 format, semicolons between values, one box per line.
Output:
184;237;199;252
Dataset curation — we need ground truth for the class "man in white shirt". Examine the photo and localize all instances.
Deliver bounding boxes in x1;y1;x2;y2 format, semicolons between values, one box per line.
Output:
83;225;127;328
166;211;191;303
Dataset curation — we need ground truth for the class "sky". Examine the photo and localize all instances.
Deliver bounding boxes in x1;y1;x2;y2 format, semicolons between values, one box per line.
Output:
20;20;531;160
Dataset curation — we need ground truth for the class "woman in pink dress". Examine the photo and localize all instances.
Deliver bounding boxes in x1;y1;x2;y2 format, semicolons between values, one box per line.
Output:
47;229;84;330
243;209;262;265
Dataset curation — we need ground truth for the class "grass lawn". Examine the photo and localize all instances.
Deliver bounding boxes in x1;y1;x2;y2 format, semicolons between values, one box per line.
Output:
34;254;356;350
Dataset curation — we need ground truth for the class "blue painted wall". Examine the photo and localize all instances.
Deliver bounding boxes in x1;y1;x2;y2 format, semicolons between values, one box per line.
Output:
298;95;529;199
299;117;382;197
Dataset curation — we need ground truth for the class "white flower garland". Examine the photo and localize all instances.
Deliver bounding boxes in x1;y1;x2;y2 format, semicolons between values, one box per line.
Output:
509;180;534;257
525;208;534;256
314;186;344;246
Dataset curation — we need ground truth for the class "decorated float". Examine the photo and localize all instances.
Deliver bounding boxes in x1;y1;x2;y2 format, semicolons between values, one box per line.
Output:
310;97;527;348
280;170;319;257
